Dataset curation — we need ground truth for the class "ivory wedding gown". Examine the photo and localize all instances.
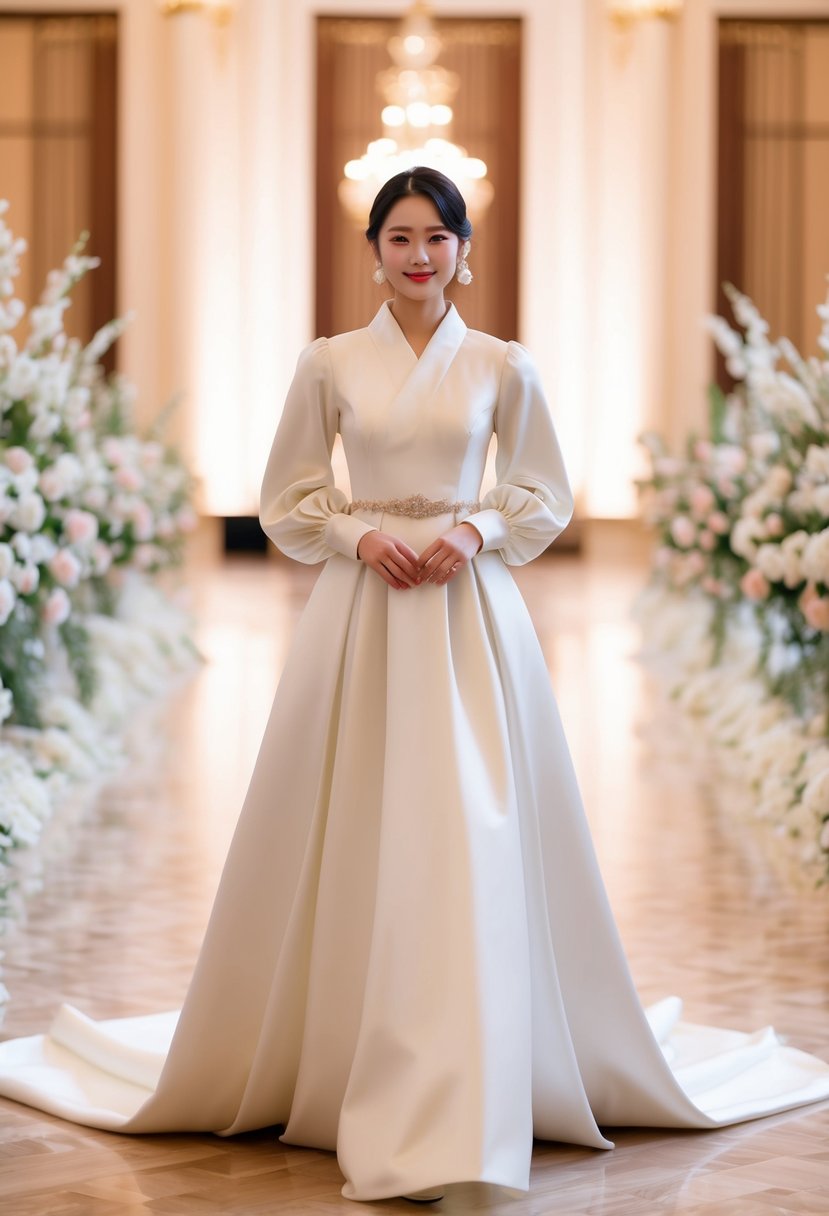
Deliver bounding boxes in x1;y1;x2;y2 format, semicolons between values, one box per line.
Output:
1;301;828;1202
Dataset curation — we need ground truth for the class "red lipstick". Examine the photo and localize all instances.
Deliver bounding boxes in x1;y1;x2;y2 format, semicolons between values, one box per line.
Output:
405;272;435;283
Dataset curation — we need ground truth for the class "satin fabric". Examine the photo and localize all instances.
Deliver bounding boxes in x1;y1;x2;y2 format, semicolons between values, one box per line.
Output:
1;302;828;1203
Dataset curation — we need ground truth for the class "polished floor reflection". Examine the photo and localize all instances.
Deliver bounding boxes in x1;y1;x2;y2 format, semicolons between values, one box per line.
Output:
1;550;828;1215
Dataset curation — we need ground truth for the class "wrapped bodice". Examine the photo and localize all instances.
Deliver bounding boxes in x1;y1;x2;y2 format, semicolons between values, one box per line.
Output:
259;302;574;567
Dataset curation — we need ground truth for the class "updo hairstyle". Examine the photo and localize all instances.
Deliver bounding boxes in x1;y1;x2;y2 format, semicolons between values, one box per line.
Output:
365;167;473;245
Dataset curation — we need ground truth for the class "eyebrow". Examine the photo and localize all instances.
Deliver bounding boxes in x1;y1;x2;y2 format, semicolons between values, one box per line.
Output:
386;225;448;232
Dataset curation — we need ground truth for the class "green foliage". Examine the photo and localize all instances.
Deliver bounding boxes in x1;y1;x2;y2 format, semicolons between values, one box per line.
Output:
707;383;729;444
0;604;43;727
58;616;97;706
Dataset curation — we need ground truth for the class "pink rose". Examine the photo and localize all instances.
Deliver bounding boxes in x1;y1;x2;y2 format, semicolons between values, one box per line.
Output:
701;576;725;597
103;436;126;467
130;500;155;541
707;511;730;535
719;445;748;475
800;583;829;632
116;465;143;492
693;440;713;462
764;513;784;538
92;541;112;575
698;529;716;551
5;446;33;474
42;586;70;625
740;568;771;601
48;548;82;588
64;508;98;546
690;485;716;518
670;515;697;548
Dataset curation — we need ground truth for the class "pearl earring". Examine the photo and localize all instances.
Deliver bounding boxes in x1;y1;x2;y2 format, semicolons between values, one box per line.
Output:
456;241;473;285
372;264;386;285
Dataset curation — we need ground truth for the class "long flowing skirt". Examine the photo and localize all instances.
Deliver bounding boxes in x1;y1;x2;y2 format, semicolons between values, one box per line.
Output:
1;537;828;1202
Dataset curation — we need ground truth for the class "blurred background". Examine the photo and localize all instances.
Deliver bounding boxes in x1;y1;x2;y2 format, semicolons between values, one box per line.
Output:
1;0;828;553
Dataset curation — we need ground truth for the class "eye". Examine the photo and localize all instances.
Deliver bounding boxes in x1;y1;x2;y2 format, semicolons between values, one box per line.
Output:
430;234;448;242
389;235;408;243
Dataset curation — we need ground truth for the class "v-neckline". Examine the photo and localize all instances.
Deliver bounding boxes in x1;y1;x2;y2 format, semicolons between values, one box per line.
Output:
368;299;465;370
386;302;450;361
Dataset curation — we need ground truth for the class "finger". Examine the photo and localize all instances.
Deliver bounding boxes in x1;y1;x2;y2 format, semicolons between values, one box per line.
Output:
389;549;421;583
417;539;443;568
394;541;421;566
428;557;457;583
373;560;406;589
385;558;418;587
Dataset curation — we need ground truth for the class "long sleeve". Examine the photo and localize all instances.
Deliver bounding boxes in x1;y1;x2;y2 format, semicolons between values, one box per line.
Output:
258;337;377;563
463;341;574;566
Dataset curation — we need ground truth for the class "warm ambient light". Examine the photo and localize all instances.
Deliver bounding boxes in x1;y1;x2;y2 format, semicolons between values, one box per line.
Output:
608;0;683;26
158;0;235;25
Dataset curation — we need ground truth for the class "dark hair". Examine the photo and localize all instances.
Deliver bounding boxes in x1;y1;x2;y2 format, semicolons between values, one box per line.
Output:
365;167;473;243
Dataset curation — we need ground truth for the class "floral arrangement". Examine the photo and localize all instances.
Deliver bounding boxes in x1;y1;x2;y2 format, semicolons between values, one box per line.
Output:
0;200;199;893
636;282;829;884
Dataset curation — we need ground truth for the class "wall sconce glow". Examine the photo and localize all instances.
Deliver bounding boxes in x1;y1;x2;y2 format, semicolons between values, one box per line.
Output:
159;0;236;24
608;0;683;25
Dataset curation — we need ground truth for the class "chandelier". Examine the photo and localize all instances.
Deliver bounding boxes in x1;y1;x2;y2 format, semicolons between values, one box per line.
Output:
607;0;683;25
339;2;494;227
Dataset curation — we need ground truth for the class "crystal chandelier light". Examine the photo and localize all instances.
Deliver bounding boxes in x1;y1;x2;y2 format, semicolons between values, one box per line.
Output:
339;1;494;227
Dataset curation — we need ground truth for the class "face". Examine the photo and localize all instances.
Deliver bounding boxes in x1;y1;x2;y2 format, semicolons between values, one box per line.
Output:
374;193;462;303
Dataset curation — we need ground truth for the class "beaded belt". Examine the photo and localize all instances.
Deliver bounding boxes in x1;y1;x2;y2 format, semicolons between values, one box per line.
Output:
350;493;480;520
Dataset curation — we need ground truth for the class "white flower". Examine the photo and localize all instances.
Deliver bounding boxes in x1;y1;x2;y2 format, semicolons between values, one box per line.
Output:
755;544;785;583
802;530;829;585
0;577;16;625
0;542;13;578
9;491;46;533
11;531;32;561
10;563;39;595
731;517;766;561
91;540;112;575
39;453;82;501
704;316;743;359
748;432;780;461
29;409;61;441
3;352;38;398
28;533;56;564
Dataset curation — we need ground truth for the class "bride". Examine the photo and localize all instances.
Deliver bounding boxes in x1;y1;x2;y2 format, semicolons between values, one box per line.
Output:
1;167;828;1205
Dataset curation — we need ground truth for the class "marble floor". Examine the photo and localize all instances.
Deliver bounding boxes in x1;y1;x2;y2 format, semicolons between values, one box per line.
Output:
1;549;828;1216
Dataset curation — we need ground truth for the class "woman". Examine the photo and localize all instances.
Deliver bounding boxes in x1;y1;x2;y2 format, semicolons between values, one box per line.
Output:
1;168;828;1206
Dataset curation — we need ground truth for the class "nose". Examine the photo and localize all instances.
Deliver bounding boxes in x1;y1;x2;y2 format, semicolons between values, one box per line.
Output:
409;242;430;265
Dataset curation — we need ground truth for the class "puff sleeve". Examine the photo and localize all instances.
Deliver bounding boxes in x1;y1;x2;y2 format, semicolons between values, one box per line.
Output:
258;337;377;563
462;341;574;566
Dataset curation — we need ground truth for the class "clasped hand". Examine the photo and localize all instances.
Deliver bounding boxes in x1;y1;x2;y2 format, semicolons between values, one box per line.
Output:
356;522;482;591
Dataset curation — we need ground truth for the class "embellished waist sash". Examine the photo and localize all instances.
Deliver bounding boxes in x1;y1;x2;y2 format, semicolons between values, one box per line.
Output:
350;493;480;520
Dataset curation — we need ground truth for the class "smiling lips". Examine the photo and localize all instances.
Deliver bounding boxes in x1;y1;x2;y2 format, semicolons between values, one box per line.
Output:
405;272;435;283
